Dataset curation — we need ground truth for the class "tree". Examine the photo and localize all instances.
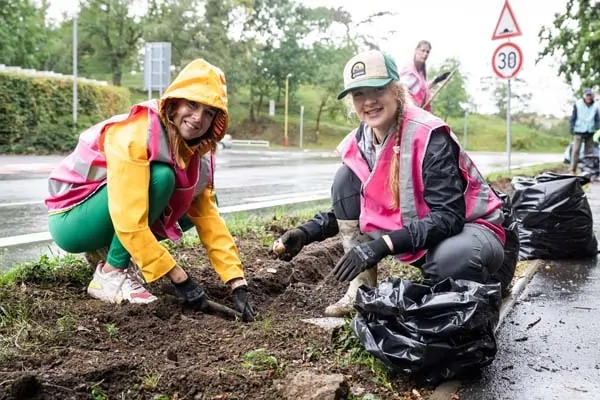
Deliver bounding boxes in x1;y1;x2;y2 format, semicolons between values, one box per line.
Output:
429;58;469;120
78;0;145;85
309;42;354;138
538;0;600;89
480;76;532;116
0;0;53;69
144;0;204;69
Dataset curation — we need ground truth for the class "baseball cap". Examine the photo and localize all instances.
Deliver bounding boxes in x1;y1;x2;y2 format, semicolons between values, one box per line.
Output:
337;50;399;100
584;88;593;95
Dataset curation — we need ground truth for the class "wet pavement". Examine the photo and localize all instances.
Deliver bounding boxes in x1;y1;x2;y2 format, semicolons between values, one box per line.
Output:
458;183;600;400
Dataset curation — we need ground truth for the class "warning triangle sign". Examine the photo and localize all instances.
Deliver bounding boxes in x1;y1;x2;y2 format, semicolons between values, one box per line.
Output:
492;0;522;40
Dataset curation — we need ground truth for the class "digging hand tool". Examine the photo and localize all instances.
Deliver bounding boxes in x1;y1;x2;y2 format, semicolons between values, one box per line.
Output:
233;286;256;322
423;68;458;109
173;277;243;321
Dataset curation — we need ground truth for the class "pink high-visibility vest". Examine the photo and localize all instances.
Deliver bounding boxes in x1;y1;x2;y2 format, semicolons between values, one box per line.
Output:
338;106;504;263
400;62;431;111
45;100;214;241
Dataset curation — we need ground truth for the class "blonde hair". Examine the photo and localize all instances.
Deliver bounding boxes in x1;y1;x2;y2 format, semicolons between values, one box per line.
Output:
160;98;218;169
346;82;412;209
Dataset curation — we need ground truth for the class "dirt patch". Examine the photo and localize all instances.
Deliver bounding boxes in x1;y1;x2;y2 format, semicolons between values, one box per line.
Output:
0;233;424;400
0;166;575;400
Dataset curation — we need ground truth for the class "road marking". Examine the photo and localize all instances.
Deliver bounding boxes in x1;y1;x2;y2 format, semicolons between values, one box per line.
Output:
0;193;331;248
0;201;43;208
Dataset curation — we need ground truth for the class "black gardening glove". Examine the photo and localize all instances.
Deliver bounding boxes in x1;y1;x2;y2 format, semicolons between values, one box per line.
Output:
332;238;390;282
433;71;451;85
232;286;256;322
268;228;307;261
173;277;208;311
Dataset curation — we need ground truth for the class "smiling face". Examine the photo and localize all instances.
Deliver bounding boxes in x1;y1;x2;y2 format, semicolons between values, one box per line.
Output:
171;99;218;141
351;85;398;137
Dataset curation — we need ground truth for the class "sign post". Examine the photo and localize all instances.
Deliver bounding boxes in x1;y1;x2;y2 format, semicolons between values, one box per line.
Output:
492;0;522;171
144;42;172;100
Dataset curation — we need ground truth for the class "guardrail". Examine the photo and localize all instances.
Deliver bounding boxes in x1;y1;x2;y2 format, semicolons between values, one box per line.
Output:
230;140;270;148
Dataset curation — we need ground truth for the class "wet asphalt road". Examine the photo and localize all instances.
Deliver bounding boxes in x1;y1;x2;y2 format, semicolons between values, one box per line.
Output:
459;184;600;400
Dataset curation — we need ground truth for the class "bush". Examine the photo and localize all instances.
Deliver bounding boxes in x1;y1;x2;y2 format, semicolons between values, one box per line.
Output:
0;72;131;154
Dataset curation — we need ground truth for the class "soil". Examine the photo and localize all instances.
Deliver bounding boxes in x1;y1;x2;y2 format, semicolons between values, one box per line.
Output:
0;233;426;400
0;165;573;400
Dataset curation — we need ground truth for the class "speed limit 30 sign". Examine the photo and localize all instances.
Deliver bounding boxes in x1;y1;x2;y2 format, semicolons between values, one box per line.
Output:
492;42;523;79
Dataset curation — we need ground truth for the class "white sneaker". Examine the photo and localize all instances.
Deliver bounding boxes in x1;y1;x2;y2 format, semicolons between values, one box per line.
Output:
87;263;157;304
121;269;157;304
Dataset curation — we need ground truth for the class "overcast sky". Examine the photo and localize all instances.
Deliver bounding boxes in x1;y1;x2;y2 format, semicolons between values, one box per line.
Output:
48;0;576;117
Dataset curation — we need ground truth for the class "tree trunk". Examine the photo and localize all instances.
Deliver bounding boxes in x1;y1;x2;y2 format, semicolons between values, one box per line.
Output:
315;98;327;134
257;93;264;118
249;103;255;122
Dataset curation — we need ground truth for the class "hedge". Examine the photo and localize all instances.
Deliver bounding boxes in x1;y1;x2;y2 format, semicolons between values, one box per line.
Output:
0;72;131;154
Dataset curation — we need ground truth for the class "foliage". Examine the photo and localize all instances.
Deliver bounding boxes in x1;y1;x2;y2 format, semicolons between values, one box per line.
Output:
538;0;600;90
429;58;470;120
0;71;130;154
480;76;533;116
0;0;51;69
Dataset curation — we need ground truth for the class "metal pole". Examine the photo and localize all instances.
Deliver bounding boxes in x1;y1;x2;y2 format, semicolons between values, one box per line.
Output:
463;109;468;150
158;45;163;97
147;44;152;100
299;105;304;148
284;76;289;147
506;79;512;171
72;15;78;125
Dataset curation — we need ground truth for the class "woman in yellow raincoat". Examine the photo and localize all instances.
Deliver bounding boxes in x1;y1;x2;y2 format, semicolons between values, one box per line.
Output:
45;59;255;322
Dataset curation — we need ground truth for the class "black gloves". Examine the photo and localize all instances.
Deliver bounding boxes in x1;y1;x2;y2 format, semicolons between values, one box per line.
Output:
268;228;307;261
233;286;255;322
173;277;207;311
332;238;390;282
433;71;451;85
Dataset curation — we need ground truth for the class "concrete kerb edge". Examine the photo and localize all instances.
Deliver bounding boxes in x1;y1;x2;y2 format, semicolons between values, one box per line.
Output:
429;259;542;400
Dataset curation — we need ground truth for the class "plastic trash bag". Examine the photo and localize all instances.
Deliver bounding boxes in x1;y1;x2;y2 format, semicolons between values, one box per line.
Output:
352;277;501;387
579;155;600;180
563;141;600;164
490;189;520;297
511;172;598;260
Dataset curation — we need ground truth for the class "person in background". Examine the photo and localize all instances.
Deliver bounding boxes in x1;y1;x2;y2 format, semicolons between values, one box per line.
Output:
45;59;255;322
399;40;451;112
270;50;505;317
570;88;600;173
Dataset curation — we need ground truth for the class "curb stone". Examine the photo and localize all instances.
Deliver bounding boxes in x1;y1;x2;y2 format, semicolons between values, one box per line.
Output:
429;259;543;400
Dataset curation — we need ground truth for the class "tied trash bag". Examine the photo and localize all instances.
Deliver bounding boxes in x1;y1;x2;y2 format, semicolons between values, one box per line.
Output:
351;277;501;387
579;155;600;180
511;172;598;260
490;189;520;297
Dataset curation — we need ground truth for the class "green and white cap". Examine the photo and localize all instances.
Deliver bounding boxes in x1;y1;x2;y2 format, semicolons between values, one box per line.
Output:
337;50;400;100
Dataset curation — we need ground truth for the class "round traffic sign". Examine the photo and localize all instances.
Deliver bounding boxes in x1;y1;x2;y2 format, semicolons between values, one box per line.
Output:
492;42;523;79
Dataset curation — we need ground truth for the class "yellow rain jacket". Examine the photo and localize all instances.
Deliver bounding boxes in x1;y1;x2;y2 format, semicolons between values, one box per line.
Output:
103;59;243;283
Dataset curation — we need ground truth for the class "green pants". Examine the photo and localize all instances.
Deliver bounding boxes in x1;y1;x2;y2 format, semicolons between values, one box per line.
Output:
49;163;193;269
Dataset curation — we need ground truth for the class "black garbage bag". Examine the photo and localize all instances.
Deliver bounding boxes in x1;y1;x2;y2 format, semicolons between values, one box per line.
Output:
352;277;501;388
490;189;520;297
511;172;597;260
579;155;600;180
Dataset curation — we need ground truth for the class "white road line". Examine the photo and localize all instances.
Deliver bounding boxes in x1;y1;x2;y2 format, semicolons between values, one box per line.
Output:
0;193;330;248
0;201;44;208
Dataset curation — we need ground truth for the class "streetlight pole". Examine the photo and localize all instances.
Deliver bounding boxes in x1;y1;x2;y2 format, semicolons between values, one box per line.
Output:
284;73;292;147
72;14;78;126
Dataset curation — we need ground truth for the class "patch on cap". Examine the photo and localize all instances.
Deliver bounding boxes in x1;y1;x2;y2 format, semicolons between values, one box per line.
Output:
351;62;366;79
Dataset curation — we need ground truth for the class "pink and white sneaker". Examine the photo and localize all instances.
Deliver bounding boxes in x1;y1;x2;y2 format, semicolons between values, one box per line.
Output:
87;263;157;305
